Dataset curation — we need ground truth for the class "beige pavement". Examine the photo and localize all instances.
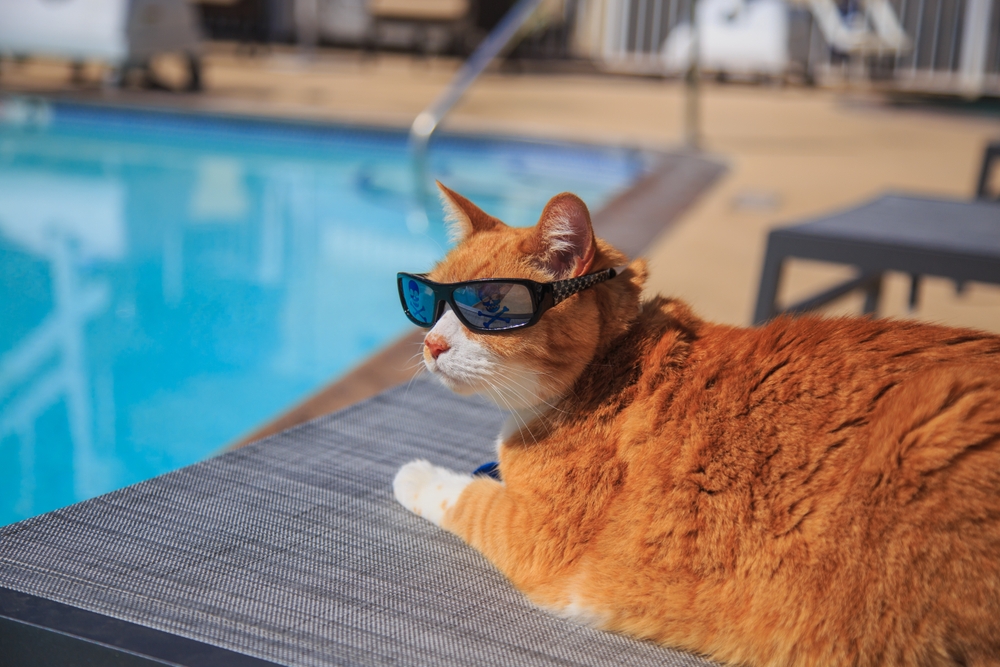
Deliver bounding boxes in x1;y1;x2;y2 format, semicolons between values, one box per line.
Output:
4;46;998;334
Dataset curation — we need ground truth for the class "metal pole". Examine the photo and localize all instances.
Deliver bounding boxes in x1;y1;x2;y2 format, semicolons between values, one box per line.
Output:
911;0;926;74
947;0;963;72
619;0;631;60
895;0;909;69
957;0;993;96
684;0;700;149
294;0;319;57
409;0;545;218
637;0;649;56
929;0;943;70
651;0;664;61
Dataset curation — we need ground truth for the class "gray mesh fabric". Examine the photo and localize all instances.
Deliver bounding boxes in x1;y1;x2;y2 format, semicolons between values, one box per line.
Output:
0;378;715;667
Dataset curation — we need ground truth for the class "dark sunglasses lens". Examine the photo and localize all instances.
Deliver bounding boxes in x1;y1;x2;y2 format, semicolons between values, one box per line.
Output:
453;283;534;331
401;277;437;325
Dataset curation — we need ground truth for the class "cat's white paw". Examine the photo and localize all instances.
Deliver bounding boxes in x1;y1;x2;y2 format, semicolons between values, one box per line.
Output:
393;460;472;526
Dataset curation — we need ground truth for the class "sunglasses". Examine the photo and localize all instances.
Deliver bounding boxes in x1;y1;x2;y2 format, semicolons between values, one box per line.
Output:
397;268;617;333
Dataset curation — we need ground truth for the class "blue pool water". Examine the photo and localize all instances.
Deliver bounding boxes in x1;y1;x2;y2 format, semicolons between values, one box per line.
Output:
0;99;653;526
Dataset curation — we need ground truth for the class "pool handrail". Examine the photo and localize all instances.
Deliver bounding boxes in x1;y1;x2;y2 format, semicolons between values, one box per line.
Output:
409;0;544;205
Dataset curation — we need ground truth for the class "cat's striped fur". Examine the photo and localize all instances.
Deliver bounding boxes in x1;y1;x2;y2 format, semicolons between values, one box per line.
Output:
394;185;1000;667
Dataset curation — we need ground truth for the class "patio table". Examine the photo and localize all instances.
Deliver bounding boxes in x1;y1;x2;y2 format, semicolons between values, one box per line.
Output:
0;378;714;667
753;193;1000;325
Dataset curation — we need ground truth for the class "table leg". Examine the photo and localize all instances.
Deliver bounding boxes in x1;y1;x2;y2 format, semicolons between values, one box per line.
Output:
862;272;883;316
908;273;921;311
753;243;785;325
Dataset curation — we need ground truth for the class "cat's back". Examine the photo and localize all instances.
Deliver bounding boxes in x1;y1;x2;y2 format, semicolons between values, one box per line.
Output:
633;302;1000;437
628;303;1000;545
581;303;1000;665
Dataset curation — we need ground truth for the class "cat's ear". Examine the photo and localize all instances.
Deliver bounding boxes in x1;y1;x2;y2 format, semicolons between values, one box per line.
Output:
437;182;500;243
533;193;596;278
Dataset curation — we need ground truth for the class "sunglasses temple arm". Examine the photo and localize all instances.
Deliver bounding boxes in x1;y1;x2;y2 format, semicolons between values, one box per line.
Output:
550;268;616;306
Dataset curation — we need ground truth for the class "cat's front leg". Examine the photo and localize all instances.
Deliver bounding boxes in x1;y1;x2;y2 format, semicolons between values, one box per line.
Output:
393;460;473;526
394;461;568;611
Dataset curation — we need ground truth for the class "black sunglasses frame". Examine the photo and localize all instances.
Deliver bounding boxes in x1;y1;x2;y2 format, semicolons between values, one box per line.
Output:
397;268;616;334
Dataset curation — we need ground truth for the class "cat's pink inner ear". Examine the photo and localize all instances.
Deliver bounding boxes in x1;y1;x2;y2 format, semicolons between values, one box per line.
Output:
536;193;595;278
437;182;498;242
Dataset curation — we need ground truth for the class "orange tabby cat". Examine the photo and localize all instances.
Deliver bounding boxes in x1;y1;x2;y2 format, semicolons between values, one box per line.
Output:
394;184;1000;667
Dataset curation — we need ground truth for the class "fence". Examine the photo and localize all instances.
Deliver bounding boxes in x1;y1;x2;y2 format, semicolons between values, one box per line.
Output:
886;0;1000;95
569;0;1000;96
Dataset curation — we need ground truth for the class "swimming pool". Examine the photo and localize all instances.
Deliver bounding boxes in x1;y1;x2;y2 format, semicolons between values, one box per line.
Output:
0;99;654;526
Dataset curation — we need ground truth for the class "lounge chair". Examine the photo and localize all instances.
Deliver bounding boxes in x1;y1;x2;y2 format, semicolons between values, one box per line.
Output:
0;378;715;667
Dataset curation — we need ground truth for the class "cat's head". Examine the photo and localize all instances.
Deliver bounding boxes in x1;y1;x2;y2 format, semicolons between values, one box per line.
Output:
417;183;646;411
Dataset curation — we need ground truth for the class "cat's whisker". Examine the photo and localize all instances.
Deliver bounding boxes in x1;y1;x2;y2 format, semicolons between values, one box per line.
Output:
488;371;537;410
405;365;426;393
490;367;570;417
487;382;560;434
402;356;426;371
401;345;429;396
487;375;547;445
483;377;539;445
499;364;578;405
489;369;536;405
482;383;519;435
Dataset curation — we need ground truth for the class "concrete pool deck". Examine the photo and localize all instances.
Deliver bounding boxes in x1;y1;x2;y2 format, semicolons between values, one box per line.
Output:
4;45;999;442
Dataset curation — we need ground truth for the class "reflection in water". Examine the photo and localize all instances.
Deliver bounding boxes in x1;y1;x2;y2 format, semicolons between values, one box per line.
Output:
0;105;646;526
0;173;120;516
189;158;250;222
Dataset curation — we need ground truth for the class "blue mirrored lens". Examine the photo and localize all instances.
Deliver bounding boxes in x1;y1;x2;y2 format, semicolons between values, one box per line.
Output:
403;277;436;324
453;283;534;330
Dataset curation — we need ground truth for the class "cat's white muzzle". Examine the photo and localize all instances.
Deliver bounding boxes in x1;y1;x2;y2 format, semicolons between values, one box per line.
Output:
423;310;496;395
424;310;546;410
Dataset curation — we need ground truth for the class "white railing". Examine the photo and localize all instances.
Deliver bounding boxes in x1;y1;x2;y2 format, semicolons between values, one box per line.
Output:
572;0;697;72
887;0;1000;96
571;0;1000;96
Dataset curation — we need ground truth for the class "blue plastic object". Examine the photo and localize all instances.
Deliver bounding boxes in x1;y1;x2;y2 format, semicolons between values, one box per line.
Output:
472;462;502;481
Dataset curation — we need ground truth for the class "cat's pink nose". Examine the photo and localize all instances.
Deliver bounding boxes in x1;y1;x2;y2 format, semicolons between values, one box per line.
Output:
424;335;450;360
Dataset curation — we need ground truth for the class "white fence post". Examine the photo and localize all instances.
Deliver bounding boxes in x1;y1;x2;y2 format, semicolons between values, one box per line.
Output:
958;0;994;96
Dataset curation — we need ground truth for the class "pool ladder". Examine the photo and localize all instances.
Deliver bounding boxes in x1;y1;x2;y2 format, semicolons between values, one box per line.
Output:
409;0;544;224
